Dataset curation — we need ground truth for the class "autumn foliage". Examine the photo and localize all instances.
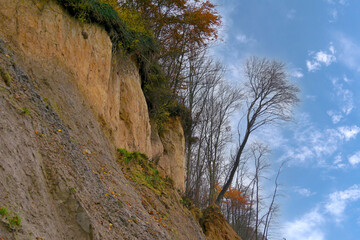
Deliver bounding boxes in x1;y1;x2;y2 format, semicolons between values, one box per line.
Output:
215;183;252;208
119;0;221;88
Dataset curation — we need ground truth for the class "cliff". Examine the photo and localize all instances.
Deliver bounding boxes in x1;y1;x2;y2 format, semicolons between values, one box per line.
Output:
0;0;197;239
0;0;242;239
0;0;185;191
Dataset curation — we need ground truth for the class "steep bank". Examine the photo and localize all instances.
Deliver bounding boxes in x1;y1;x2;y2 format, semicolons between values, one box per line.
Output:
0;0;194;239
0;29;203;240
0;0;241;239
0;0;185;191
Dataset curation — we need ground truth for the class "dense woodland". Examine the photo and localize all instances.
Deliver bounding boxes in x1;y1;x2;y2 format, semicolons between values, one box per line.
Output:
57;0;300;239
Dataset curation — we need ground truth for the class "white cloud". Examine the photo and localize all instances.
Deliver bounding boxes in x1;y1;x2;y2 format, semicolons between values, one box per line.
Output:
283;209;325;240
306;95;317;101
251;125;286;149
325;0;347;5
294;187;316;197
235;33;255;44
235;34;248;43
290;68;304;78
338;0;347;5
338;126;360;141
329;9;338;22
325;185;360;221
349;151;360;166
315;51;336;66
325;0;335;4
284;184;360;240
306;60;321;72
327;110;343;124
283;124;359;166
284;128;338;165
333;154;346;168
334;154;342;164
343;75;351;83
329;45;335;54
331;78;354;115
306;44;336;72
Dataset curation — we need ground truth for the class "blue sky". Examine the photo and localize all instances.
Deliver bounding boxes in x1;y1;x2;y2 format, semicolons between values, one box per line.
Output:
212;0;360;239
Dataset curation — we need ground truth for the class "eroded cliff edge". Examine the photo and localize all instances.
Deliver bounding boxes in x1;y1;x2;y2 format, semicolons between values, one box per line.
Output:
0;0;185;191
0;0;197;239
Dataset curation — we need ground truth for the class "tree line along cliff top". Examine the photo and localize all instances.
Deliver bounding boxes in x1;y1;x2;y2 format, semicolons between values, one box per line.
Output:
55;0;221;132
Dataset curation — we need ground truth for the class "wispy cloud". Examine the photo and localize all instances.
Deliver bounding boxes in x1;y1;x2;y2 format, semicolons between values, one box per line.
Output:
336;34;360;72
343;75;351;83
235;33;256;44
294;187;316;197
325;185;360;222
282;123;360;166
333;154;346;169
251;125;287;149
338;0;347;4
289;68;304;78
306;44;336;72
326;0;349;23
326;75;354;124
327;110;343;124
331;78;354;115
329;9;338;22
283;209;325;240
287;9;296;19
285;184;360;239
325;0;348;5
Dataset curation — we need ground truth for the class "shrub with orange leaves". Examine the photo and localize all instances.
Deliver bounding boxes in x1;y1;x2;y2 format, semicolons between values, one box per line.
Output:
215;183;251;208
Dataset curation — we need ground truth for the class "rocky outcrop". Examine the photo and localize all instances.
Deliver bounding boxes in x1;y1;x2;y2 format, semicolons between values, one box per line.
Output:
0;0;185;192
157;118;186;191
0;0;198;239
0;22;204;240
0;40;204;239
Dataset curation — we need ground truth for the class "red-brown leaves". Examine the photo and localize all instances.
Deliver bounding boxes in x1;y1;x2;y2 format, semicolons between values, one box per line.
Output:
215;183;252;208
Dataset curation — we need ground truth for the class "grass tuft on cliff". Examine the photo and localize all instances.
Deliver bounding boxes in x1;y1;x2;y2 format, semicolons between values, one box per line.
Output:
116;148;173;195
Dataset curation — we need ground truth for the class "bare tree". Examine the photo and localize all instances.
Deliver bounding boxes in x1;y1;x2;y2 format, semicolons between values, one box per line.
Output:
204;83;241;204
182;51;225;201
261;161;285;240
251;143;270;240
222;144;285;240
181;50;242;206
215;56;299;205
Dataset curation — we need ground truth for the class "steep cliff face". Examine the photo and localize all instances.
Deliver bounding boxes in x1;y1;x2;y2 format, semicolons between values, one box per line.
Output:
0;0;194;239
157;118;186;191
0;0;185;191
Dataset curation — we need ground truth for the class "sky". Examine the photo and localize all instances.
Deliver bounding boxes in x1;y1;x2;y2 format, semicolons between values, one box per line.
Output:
212;0;360;239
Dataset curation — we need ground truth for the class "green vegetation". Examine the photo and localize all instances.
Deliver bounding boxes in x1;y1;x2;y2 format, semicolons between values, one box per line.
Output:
0;67;11;86
21;107;30;115
180;196;202;220
69;187;77;194
55;0;189;131
117;148;172;195
0;206;21;228
0;207;9;216
9;214;21;227
116;148;147;164
180;196;193;209
55;0;157;55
